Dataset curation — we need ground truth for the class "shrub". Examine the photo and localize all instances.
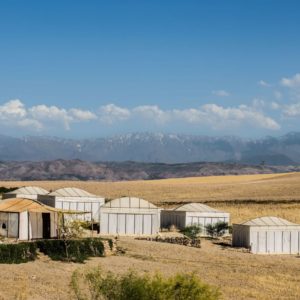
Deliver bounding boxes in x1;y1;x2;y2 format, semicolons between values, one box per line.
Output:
180;225;202;239
36;238;105;263
205;222;229;237
72;268;221;300
0;242;37;264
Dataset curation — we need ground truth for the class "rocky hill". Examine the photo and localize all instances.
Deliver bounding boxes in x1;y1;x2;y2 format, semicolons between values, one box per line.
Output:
0;160;299;181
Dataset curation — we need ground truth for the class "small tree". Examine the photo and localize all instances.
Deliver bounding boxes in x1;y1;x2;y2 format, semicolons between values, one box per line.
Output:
205;224;215;237
60;219;84;261
205;222;229;238
215;221;229;236
180;225;202;239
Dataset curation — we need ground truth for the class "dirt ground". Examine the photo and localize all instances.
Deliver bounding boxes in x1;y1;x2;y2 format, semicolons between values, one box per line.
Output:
0;237;299;300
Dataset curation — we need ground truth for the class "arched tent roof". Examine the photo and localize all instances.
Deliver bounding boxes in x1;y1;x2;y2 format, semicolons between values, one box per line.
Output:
174;203;222;213
103;197;158;209
242;216;297;226
6;186;49;196
48;187;96;197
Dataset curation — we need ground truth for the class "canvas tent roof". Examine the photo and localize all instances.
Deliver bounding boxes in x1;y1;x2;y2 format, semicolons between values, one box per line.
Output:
103;197;158;209
0;198;88;214
0;198;60;213
48;187;96;197
6;186;49;196
241;216;297;226
174;203;222;213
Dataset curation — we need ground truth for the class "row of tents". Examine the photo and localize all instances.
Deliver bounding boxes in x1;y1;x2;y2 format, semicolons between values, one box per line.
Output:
1;186;300;254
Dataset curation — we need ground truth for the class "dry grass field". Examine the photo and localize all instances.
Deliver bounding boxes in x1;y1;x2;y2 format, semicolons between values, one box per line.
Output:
1;172;300;223
0;237;299;300
0;172;300;299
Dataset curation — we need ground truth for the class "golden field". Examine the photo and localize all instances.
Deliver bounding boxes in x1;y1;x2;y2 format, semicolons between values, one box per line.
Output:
0;172;300;300
1;172;300;223
1;172;299;204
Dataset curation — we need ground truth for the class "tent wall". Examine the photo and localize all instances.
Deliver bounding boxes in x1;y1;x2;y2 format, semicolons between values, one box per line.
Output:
100;207;161;235
38;195;104;223
233;224;300;254
249;228;300;254
185;212;230;234
19;211;29;240
161;210;230;234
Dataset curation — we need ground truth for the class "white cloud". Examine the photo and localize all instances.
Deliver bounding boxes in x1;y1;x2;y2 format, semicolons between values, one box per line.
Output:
200;104;280;130
0;99;27;119
69;108;97;121
0;100;98;131
29;105;72;130
281;73;300;88
258;80;271;87
171;104;280;130
212;90;230;97
99;104;131;124
283;102;300;117
133;105;169;123
0;99;283;133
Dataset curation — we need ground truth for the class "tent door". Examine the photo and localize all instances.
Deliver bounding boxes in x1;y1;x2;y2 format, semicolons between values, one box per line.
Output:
42;213;51;239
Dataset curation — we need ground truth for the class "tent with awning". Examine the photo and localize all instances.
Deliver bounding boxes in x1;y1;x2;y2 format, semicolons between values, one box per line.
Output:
0;198;87;240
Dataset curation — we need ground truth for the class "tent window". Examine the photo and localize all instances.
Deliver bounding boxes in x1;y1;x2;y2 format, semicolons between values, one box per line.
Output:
0;212;19;238
8;213;19;238
0;213;8;237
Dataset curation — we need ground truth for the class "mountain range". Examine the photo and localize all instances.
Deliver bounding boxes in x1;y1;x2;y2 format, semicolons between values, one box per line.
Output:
0;132;300;165
0;160;299;181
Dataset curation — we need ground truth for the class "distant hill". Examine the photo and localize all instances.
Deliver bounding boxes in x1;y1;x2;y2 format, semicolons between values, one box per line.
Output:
0;132;300;165
0;160;299;181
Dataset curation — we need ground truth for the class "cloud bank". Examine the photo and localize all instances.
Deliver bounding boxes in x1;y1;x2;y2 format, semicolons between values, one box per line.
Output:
0;99;282;132
3;73;300;134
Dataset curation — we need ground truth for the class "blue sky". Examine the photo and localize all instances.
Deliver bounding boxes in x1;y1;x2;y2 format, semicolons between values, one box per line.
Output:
0;0;300;138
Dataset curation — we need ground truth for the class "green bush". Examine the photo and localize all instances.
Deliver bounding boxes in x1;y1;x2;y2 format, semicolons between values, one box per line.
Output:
205;222;229;237
72;268;221;300
180;225;202;239
0;242;37;264
36;238;106;263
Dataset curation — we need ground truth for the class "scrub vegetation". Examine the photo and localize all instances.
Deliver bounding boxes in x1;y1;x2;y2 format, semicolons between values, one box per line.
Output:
71;268;220;300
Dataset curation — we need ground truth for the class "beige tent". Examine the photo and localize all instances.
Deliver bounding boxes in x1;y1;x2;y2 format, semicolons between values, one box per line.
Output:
100;197;161;235
233;216;300;254
0;198;60;240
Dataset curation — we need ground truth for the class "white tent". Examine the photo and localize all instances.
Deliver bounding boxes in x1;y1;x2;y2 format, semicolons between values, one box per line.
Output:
2;186;49;200
100;197;161;235
232;216;300;254
0;198;59;240
38;187;105;223
161;203;230;235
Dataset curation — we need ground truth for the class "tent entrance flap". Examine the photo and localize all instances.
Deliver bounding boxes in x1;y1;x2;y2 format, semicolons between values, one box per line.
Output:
42;213;51;239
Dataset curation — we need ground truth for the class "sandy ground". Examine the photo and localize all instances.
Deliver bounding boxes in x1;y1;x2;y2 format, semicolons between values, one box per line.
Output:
0;237;299;300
